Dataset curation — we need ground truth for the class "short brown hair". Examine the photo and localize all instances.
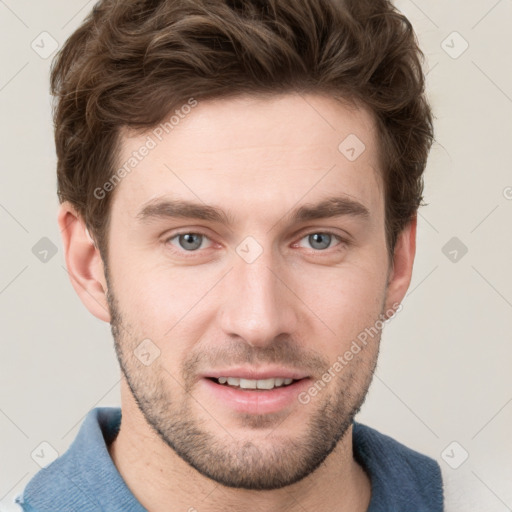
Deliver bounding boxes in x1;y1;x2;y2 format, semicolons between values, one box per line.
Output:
51;0;434;262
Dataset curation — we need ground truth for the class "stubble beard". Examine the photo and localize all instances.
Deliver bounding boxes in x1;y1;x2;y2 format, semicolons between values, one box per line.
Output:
105;276;381;490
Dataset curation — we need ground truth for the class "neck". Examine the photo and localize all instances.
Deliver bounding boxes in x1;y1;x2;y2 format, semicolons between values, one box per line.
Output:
108;379;371;512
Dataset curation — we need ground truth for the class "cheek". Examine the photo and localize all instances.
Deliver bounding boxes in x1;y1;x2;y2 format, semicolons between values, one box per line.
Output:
291;262;387;350
110;261;219;343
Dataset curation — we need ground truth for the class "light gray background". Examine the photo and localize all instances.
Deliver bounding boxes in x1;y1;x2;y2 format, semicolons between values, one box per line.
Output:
1;1;511;510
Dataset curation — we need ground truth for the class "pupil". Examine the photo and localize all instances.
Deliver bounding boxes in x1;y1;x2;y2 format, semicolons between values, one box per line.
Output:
310;233;330;250
180;233;202;250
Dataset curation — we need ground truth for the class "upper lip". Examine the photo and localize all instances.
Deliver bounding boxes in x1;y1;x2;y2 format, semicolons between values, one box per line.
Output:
203;367;310;380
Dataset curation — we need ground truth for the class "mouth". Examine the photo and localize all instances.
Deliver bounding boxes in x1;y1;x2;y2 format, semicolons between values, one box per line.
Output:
205;376;301;390
200;372;312;415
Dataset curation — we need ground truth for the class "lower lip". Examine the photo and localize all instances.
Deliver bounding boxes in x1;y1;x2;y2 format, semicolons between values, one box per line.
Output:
200;378;311;415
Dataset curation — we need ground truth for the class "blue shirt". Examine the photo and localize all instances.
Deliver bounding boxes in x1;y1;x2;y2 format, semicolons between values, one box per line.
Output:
15;407;443;511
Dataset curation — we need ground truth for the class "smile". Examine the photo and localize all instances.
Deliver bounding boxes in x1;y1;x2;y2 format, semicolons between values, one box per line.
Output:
209;377;298;390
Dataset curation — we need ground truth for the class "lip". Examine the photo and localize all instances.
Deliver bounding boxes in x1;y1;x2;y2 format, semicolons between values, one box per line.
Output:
199;376;312;415
202;366;310;380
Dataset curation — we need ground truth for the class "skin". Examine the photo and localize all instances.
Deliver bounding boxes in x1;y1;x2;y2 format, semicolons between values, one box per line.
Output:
58;92;416;512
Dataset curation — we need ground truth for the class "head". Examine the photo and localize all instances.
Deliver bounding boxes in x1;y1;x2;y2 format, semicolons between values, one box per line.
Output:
55;0;433;491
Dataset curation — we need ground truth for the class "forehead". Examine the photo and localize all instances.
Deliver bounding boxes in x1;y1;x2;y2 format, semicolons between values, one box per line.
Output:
112;93;383;222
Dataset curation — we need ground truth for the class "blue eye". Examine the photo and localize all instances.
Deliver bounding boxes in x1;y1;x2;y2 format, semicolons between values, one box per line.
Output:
165;230;346;256
168;233;209;251
299;232;342;251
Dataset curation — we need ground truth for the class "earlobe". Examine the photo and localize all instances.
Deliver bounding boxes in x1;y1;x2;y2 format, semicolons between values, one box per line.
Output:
57;202;111;323
384;215;417;315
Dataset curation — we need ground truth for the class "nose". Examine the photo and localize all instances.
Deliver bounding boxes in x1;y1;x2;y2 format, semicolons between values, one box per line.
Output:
218;247;299;348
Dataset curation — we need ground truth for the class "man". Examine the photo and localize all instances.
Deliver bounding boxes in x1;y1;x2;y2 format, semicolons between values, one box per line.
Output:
16;0;442;510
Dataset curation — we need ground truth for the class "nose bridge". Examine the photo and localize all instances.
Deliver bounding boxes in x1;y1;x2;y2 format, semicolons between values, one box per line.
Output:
219;246;296;346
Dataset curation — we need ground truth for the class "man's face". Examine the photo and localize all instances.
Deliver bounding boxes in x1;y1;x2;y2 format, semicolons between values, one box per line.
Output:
104;93;397;490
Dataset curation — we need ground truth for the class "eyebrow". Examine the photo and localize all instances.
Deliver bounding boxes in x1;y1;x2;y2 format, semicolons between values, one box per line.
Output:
136;195;370;226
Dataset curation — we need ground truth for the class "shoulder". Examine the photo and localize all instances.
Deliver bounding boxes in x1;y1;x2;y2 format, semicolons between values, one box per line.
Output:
15;407;122;512
353;421;441;473
353;422;443;511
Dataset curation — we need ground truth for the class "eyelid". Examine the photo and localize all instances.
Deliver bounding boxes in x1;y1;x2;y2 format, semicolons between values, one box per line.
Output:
165;230;215;249
293;230;349;250
163;228;350;256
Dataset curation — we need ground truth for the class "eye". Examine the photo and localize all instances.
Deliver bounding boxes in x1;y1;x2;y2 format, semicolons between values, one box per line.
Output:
297;232;344;251
167;232;212;251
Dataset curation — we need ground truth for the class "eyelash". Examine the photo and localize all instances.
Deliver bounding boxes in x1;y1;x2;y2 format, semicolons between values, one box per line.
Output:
164;230;349;257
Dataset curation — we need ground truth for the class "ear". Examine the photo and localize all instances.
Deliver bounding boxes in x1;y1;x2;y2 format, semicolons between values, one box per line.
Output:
58;202;111;323
384;214;417;316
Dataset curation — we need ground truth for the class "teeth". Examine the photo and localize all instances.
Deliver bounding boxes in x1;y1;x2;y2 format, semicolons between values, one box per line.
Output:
240;378;257;389
215;377;296;389
257;378;275;390
227;377;240;386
